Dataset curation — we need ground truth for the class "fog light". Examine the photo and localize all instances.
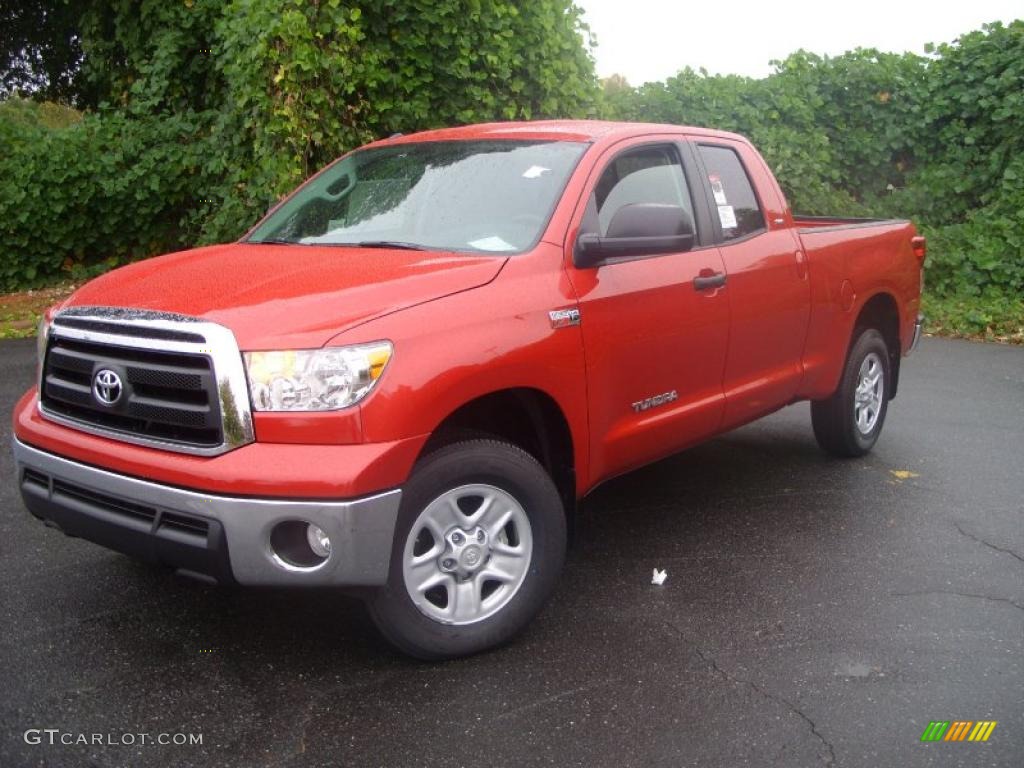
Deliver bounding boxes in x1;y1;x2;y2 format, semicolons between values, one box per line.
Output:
270;520;330;569
306;524;331;558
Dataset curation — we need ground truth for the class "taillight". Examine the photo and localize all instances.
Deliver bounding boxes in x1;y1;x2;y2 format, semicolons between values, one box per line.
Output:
911;235;927;263
911;235;927;297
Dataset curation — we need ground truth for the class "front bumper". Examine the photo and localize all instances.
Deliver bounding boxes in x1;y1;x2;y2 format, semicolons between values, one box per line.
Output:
13;438;401;587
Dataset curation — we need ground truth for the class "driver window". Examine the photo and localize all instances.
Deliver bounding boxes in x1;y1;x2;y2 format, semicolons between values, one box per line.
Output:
584;146;694;236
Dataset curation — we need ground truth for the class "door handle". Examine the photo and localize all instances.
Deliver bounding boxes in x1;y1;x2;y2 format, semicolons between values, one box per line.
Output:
693;272;727;291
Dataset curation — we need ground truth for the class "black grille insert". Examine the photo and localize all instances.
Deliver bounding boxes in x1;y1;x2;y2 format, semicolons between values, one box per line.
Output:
53;478;158;527
160;513;211;538
41;335;223;448
23;468;49;491
52;317;206;343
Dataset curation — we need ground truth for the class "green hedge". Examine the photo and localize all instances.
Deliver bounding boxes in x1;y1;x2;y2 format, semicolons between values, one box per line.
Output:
0;109;216;288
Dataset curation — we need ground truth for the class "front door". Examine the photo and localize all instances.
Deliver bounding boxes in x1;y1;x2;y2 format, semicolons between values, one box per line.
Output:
565;140;730;485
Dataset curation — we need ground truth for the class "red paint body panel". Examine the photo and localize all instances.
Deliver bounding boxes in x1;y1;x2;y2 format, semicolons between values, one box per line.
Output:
14;121;922;501
351;245;592;485
795;221;921;399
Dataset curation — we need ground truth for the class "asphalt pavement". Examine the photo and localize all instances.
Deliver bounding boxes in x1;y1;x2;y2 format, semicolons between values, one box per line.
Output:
1;336;1021;768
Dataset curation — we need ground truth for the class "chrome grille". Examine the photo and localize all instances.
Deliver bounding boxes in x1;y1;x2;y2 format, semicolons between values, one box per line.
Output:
38;307;255;456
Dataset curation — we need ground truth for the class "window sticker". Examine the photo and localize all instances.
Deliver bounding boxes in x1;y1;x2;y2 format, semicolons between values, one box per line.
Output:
717;205;737;229
522;165;551;179
468;235;516;251
709;174;728;206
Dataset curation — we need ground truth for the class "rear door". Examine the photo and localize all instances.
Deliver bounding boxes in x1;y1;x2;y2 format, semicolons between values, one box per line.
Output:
692;140;810;429
564;138;730;484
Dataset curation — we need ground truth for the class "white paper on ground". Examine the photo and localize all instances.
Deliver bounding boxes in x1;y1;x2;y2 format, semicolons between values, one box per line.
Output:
652;568;668;586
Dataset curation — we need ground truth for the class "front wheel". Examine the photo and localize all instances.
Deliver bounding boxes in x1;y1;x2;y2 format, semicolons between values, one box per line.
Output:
811;327;891;457
368;439;566;660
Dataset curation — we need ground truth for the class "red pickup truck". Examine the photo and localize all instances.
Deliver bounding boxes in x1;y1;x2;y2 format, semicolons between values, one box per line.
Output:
12;121;925;659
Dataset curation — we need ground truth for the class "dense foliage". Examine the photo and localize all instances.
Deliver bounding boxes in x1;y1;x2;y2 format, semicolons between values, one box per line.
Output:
0;0;598;289
0;109;212;287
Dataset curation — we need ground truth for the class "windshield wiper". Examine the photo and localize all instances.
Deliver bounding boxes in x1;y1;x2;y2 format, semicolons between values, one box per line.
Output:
249;238;430;250
336;240;430;251
248;238;307;245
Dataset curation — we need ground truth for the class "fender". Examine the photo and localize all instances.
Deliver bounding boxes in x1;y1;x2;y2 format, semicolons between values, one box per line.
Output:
346;247;592;488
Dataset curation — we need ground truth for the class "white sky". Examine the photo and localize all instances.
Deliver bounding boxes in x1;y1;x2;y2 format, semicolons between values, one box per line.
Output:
579;0;1023;84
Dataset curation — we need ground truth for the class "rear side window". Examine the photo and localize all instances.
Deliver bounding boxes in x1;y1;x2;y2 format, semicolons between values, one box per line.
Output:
697;145;764;241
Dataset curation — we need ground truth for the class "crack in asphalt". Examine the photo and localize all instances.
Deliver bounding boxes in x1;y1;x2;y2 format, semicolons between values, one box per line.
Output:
664;621;836;766
953;522;1024;564
891;590;1024;612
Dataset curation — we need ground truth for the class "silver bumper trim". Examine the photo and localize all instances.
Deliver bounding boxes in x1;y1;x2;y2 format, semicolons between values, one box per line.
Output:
13;438;401;586
908;314;924;355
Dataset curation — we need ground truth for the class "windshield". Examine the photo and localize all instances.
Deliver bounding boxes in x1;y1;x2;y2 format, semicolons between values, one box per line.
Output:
246;140;588;253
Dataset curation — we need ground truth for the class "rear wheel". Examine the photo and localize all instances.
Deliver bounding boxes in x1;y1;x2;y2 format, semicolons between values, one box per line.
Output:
368;439;566;660
811;327;891;457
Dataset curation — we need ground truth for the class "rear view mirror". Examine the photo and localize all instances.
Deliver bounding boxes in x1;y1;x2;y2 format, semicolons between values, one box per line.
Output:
575;203;695;266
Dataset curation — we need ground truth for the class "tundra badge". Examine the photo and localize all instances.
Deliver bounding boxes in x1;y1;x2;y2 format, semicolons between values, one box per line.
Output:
632;391;678;413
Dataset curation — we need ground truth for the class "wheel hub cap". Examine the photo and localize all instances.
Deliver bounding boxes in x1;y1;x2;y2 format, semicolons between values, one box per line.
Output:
442;526;489;578
853;352;884;435
402;484;533;626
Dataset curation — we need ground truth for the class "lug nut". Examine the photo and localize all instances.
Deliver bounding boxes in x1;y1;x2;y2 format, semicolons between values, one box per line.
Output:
476;530;485;543
441;558;455;570
451;532;464;545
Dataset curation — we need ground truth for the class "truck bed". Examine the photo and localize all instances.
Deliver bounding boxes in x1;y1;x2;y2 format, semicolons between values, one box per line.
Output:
793;217;922;401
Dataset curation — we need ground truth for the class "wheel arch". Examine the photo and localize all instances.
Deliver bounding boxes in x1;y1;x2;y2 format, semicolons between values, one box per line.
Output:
853;291;901;399
418;387;578;518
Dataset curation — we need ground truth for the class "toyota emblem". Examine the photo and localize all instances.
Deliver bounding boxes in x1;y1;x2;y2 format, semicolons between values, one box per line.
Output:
93;369;123;406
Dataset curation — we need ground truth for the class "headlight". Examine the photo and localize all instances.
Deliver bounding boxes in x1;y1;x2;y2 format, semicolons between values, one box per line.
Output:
244;342;393;412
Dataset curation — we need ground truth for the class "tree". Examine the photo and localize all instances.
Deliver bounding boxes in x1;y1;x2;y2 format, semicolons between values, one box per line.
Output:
0;0;87;102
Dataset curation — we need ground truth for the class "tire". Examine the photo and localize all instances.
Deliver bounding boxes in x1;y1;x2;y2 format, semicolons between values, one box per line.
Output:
811;327;891;457
368;439;566;660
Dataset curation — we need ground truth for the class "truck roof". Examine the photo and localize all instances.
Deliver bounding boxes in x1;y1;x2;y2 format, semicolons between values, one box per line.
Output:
373;120;749;147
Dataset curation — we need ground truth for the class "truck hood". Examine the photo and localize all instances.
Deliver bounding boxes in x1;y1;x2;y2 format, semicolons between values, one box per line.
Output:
62;243;507;349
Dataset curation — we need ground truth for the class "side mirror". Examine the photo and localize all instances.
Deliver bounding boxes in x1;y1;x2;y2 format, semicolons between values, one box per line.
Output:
575;203;695;267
